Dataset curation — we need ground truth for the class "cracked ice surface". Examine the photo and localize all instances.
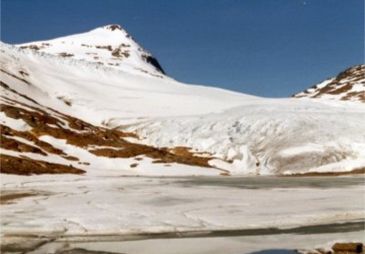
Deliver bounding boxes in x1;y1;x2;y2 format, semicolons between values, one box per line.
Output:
1;173;364;238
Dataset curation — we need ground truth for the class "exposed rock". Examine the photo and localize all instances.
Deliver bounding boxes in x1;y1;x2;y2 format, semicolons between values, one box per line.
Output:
293;65;365;102
332;242;363;253
142;54;166;74
1;154;85;175
58;52;74;57
297;242;364;254
19;44;41;50
105;24;122;31
95;45;113;51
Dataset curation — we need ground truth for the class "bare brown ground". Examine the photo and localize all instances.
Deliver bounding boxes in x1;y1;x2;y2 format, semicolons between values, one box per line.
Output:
294;65;365;102
0;192;36;205
1;125;70;157
332;242;364;254
299;242;364;254
1;135;47;155
0;81;213;175
343;91;365;102
1;154;85;175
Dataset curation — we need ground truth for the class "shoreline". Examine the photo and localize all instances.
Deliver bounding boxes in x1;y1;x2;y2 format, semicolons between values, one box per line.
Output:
3;220;364;243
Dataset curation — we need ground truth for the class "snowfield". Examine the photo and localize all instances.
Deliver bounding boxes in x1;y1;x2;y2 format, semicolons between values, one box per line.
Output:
128;99;365;175
1;24;365;253
1;30;365;175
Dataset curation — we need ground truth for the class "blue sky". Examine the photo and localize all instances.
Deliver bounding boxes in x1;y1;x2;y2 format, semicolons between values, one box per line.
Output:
1;0;363;97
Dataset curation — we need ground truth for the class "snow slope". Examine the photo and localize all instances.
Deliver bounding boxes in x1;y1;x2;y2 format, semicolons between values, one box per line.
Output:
1;25;365;175
2;42;255;126
293;65;365;103
17;24;166;77
128;99;365;175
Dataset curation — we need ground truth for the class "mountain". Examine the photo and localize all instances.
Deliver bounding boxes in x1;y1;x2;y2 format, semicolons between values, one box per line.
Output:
18;24;166;77
293;65;365;102
1;25;365;176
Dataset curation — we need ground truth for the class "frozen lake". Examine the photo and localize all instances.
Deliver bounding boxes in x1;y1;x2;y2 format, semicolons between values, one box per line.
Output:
1;174;364;253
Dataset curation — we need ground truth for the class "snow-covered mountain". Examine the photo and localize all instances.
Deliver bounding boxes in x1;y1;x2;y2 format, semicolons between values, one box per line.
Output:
1;25;365;176
293;65;365;103
18;24;166;77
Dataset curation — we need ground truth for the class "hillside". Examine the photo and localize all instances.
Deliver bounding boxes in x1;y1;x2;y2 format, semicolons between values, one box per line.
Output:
1;25;365;176
293;65;365;102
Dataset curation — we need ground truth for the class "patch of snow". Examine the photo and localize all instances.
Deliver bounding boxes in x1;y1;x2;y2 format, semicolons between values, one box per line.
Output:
0;112;32;132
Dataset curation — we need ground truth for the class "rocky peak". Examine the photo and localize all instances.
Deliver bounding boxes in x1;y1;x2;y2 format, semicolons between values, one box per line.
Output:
104;24;123;31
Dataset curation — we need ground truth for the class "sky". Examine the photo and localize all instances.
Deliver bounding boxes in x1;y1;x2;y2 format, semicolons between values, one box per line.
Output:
1;0;364;97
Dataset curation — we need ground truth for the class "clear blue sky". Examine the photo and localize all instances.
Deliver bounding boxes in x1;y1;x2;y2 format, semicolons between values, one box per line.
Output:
1;0;363;97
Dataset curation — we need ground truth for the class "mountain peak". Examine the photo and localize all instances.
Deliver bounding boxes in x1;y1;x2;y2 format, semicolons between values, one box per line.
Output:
104;24;123;31
16;24;165;77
